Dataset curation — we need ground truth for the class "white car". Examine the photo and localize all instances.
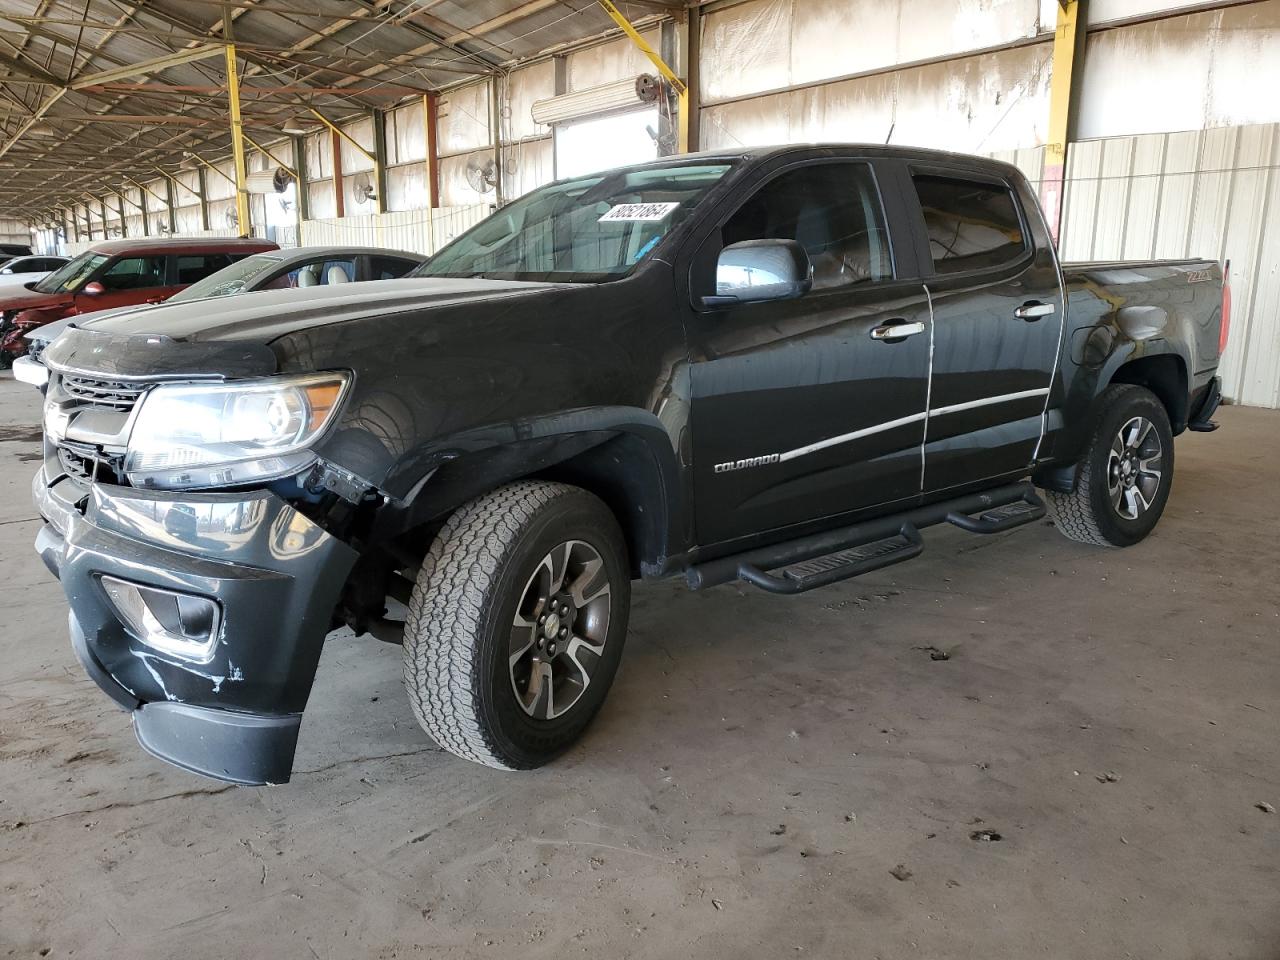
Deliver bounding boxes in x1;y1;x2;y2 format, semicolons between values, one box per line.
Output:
0;255;69;295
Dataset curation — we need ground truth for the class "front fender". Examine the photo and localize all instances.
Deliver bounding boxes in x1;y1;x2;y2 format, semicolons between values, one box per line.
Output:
367;407;688;576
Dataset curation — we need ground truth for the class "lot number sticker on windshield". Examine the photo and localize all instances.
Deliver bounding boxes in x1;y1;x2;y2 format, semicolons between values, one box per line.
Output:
598;202;681;222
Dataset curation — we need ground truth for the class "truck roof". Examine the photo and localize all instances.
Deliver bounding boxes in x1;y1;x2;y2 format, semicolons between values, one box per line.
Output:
77;237;278;256
624;142;1022;177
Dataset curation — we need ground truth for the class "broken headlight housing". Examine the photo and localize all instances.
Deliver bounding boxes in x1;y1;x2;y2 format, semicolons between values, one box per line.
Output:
123;372;349;490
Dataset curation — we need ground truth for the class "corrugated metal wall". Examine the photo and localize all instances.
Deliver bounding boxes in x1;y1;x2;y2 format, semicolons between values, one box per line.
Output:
998;123;1278;408
298;205;490;255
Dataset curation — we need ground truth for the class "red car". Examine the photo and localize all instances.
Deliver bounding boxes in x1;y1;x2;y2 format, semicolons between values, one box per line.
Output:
0;237;277;366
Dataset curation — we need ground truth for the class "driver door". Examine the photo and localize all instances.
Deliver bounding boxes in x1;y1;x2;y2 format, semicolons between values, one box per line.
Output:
73;255;168;315
685;158;932;547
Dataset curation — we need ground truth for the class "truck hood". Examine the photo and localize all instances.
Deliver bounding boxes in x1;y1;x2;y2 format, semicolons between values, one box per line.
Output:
41;277;564;380
70;277;558;342
0;287;71;312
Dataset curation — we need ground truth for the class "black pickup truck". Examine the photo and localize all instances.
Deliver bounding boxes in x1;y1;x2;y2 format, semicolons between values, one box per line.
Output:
30;145;1228;785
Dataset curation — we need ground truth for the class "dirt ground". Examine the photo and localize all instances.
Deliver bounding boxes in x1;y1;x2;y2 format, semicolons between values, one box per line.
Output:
1;372;1277;959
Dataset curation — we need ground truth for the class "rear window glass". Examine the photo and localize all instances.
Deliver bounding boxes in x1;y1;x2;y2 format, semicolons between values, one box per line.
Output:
911;174;1026;274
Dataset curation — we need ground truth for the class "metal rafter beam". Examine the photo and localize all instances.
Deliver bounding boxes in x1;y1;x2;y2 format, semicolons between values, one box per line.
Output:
67;43;224;90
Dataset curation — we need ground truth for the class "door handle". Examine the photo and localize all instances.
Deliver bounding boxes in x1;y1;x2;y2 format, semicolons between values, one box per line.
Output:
1014;301;1055;321
870;320;926;342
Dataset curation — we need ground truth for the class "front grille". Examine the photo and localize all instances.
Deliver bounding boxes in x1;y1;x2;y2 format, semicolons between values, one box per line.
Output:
60;375;147;412
58;440;126;484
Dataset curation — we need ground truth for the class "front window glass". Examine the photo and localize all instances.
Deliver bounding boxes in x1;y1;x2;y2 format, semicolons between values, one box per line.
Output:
98;256;166;292
722;163;892;290
416;162;735;282
34;251;107;293
168;254;282;302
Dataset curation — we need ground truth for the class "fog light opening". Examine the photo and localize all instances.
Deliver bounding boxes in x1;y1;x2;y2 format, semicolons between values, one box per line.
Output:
100;576;222;663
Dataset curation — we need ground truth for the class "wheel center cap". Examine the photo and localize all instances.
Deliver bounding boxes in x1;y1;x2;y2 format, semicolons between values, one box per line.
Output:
543;611;560;638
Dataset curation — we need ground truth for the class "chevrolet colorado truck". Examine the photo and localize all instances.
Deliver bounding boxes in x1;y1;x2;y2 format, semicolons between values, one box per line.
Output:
30;145;1227;785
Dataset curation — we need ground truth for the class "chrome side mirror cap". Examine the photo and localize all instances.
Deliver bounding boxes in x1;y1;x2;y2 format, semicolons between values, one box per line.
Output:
701;238;812;309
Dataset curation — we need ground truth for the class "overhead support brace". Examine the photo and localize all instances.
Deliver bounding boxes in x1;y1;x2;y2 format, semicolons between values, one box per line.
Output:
224;14;251;238
596;0;689;153
242;134;297;178
69;44;223;91
1041;0;1086;245
184;152;237;187
309;109;380;209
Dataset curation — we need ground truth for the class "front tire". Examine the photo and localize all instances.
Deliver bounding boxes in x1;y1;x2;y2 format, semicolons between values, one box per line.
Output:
403;481;630;770
1045;384;1174;547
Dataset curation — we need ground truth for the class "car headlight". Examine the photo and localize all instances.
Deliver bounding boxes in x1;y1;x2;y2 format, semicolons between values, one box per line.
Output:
123;372;349;489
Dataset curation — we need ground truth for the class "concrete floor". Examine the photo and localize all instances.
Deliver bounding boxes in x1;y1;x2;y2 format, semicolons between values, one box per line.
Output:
1;372;1277;960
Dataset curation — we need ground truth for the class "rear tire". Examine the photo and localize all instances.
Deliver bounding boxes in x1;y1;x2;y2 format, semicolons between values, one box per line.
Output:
403;481;630;770
1046;384;1174;547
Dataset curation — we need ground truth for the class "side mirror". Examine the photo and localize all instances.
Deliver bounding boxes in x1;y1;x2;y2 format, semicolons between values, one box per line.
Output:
82;281;105;296
700;239;812;309
0;268;11;275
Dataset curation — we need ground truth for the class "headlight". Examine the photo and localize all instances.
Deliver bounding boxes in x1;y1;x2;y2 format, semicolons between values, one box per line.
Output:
124;372;348;489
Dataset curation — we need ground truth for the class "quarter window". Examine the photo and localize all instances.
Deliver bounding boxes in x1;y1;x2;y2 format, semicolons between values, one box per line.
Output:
174;253;234;284
369;256;418;280
721;163;892;290
911;174;1026;274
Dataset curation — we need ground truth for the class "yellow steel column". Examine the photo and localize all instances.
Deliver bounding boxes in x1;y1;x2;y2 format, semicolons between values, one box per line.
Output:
223;12;251;237
596;0;689;153
1041;0;1084;245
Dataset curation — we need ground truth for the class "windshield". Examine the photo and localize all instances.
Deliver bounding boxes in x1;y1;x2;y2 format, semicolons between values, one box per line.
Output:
168;253;283;303
34;251;108;294
415;161;734;282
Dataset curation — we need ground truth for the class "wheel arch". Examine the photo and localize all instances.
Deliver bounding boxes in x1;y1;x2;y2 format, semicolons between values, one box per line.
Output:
369;408;686;579
1107;352;1189;435
1037;342;1188;493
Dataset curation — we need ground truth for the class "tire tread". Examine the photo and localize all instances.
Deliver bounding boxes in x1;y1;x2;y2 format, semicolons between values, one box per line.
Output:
1045;383;1161;547
402;480;581;770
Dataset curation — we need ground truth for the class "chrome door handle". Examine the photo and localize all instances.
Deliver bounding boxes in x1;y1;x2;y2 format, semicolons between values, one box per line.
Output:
1014;301;1055;321
870;320;926;341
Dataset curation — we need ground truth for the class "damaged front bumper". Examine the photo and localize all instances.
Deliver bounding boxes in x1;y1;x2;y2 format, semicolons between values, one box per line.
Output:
33;467;358;785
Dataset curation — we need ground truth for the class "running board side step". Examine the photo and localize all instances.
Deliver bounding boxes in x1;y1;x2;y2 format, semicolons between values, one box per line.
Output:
688;482;1045;595
738;523;924;595
945;487;1045;534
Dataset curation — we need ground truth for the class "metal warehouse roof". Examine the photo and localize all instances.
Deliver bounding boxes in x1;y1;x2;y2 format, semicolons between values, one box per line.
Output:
0;0;683;218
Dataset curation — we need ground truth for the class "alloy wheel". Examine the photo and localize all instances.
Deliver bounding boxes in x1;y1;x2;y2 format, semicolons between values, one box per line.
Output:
1107;416;1163;521
509;539;612;720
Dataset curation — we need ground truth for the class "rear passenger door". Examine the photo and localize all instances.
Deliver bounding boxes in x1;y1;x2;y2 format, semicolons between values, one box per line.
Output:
686;157;932;547
905;166;1064;493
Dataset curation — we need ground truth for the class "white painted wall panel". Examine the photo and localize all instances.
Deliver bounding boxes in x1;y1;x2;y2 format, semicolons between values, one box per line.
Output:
507;60;555;141
438;81;492;155
568;29;663;92
507;137;554;199
702;43;1051;154
391;101;427;165
1078;4;1280;139
702;0;1047;103
338;117;375;175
